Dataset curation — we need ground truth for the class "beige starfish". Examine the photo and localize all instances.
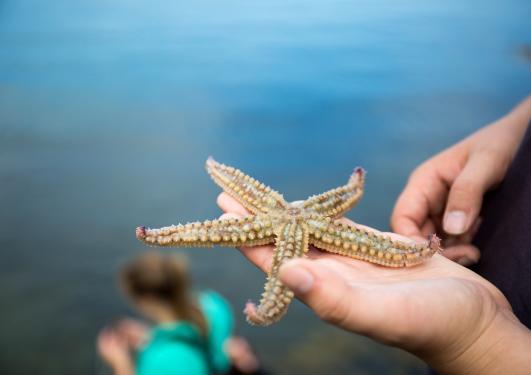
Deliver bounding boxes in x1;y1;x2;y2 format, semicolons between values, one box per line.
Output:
136;157;440;326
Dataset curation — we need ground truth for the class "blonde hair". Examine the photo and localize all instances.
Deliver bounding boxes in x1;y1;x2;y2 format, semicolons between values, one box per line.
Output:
120;252;207;336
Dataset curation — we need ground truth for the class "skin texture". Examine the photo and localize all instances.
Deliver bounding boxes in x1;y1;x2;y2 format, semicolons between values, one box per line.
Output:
218;193;531;375
391;95;531;265
136;158;440;325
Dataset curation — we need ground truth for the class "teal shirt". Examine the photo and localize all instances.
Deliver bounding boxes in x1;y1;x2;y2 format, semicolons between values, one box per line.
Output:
136;291;233;375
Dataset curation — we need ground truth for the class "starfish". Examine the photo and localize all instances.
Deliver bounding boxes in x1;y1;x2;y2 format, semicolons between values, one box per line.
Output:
136;158;441;326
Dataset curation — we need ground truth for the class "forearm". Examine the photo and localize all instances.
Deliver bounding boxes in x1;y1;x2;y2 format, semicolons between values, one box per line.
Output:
460;95;531;166
427;309;531;375
508;95;531;125
500;95;531;145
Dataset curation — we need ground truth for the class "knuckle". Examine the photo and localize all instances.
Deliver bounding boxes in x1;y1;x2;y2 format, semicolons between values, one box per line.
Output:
390;215;405;233
409;163;429;183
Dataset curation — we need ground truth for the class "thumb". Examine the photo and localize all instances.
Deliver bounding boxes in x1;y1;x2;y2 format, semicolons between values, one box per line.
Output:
443;151;501;235
278;259;354;326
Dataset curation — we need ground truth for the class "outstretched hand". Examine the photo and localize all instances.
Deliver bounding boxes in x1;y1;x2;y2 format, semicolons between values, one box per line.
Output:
217;192;530;375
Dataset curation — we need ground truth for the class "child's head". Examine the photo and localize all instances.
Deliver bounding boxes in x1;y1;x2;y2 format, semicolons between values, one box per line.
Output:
120;252;207;334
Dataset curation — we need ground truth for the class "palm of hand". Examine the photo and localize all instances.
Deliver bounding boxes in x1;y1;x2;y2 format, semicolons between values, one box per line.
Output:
301;251;508;348
218;193;511;357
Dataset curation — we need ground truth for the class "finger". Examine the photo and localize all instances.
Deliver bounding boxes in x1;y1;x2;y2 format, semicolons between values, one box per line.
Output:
97;328;109;344
218;212;274;272
443;152;501;235
115;334;128;346
391;165;448;237
468;217;482;239
440;244;481;266
278;258;356;327
391;188;426;237
420;219;436;238
219;212;243;221
237;244;274;273
278;258;426;338
217;193;250;216
100;327;113;339
443;217;482;248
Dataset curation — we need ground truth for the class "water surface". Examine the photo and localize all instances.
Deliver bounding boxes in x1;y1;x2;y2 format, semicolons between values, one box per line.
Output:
1;0;530;374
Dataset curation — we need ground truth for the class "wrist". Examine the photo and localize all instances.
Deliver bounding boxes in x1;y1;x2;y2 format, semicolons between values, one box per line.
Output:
494;95;531;153
425;309;531;375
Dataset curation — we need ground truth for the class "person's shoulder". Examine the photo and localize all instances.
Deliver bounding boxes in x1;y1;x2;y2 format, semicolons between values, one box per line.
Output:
198;290;234;333
138;341;208;375
199;290;232;315
197;290;234;372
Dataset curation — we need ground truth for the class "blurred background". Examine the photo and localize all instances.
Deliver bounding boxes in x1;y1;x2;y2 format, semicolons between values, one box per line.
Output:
0;0;530;374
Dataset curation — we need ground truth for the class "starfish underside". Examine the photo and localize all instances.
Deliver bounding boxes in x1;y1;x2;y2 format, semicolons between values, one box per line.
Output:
136;158;440;326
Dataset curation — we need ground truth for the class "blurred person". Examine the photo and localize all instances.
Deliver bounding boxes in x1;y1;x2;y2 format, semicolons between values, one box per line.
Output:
217;96;531;374
97;252;265;375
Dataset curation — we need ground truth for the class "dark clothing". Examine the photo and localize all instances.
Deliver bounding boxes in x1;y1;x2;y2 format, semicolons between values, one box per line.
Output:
471;123;531;328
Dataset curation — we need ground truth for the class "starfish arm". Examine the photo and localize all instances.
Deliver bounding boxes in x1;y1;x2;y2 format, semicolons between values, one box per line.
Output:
302;167;365;218
245;221;309;326
307;218;441;267
206;157;288;214
136;216;276;248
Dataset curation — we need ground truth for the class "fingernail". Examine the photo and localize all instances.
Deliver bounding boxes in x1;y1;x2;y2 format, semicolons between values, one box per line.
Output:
280;266;314;294
444;211;467;235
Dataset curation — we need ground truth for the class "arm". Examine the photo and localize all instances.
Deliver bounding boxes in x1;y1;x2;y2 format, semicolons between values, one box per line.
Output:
427;310;531;375
200;291;234;372
115;318;150;349
218;193;531;375
392;95;531;265
97;328;135;375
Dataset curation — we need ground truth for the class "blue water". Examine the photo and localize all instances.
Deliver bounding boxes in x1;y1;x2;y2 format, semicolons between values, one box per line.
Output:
1;0;530;374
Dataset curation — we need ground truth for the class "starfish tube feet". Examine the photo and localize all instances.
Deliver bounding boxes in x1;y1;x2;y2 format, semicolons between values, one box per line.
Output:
245;222;309;326
428;233;442;253
136;226;146;239
307;219;440;267
244;301;265;326
137;216;276;248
